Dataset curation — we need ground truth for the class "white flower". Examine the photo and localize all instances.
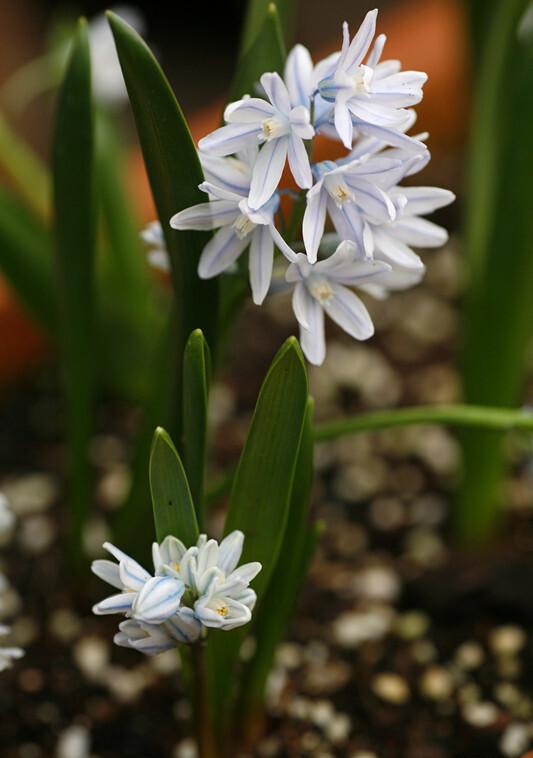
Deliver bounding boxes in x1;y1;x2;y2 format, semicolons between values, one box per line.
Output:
0;625;24;672
286;240;391;365
199;72;314;210
114;609;202;654
317;10;427;149
170;153;295;304
88;6;145;106
91;542;184;623
141;221;170;273
284;42;426;155
303;155;406;263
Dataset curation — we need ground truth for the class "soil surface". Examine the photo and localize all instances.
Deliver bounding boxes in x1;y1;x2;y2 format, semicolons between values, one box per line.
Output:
1;240;533;758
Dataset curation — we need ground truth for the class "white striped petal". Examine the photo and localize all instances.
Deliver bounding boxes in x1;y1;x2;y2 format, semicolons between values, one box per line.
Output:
249;225;274;305
373;228;424;269
198;227;249;279
293;281;312;330
217;531;244;575
285;44;313;107
299;296;326;365
399;187;455;215
91;559;123;590
393;217;448;247
367;32;386;67
334;100;354;149
199;154;251;195
269;223;298;262
93;592;135;615
354;121;427;154
260;72;291;113
323;283;374;340
287;134;313;190
346;178;395;221
119;556;152;592
170;200;239;231
198;123;259;156
165;608;202;643
248;137;289;210
344;9;378;71
132;576;184;624
224;97;275;123
303;184;327;263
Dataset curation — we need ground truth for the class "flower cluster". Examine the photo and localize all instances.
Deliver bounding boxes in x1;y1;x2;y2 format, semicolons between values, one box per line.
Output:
92;530;261;655
168;8;454;365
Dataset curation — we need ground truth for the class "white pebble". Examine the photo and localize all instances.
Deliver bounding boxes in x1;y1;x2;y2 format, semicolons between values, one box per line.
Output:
462;701;499;728
500;723;530;757
309;699;335;728
55;725;90;758
454;641;485;670
0;494;15;544
19;515;55;553
332;607;394;648
353;565;401;603
73;636;109;681
325;713;351;744
372;673;410;705
2;473;57;515
419;666;453;701
173;738;198;758
489;626;526;656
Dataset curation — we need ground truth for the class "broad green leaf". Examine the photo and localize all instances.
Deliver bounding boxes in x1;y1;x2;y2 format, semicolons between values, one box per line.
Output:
0;113;49;220
239;398;316;722
182;329;211;528
149;427;199;545
228;3;286;103
457;0;533;543
107;12;218;441
208;337;308;727
240;0;297;54
0;187;56;331
52;19;95;556
224;337;308;597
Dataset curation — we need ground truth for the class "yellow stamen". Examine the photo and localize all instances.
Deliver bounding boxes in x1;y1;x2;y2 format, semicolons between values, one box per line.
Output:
216;604;229;617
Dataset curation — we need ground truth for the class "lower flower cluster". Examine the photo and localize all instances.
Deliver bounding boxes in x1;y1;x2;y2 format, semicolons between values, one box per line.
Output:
91;531;261;655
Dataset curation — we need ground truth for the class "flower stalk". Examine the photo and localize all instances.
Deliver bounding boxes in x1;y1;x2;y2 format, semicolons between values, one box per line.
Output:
191;641;217;758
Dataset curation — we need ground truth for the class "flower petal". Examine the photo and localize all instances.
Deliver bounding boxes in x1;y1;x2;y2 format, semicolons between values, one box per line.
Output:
132;576;184;624
91;559;123;590
373;228;424;269
334;100;354;149
217;530;244;575
119;555;152;592
249;225;274;305
165;608;202;644
392;217;448;247
200;153;252;195
260;72;291;113
398;186;455;215
248;137;289;210
224;97;275;123
299;296;326;365
285;44;313;107
323;283;374;340
303;186;327;264
344;9;378;71
198;227;249;279
287;134;313;190
170;200;239;231
199;123;259;156
93;592;135;615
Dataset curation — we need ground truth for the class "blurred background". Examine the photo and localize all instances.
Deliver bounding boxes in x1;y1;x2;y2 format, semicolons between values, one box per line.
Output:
1;1;532;757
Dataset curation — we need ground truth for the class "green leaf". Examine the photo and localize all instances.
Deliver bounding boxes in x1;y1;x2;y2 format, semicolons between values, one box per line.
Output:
182;329;211;529
0;187;56;331
208;337;308;728
107;12;218;441
240;0;297;54
457;0;533;543
228;3;286;103
52;18;95;556
239;398;316;724
224;337;308;597
0;112;50;220
149;427;199;545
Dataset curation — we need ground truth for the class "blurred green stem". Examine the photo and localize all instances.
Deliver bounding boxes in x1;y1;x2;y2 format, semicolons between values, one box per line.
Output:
191;642;216;758
314;404;533;441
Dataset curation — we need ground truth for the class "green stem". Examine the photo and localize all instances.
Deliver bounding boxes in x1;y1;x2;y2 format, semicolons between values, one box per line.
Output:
191;642;216;758
314;404;533;441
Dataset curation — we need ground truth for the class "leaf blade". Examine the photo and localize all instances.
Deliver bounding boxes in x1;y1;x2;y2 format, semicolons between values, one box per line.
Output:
149;427;199;546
